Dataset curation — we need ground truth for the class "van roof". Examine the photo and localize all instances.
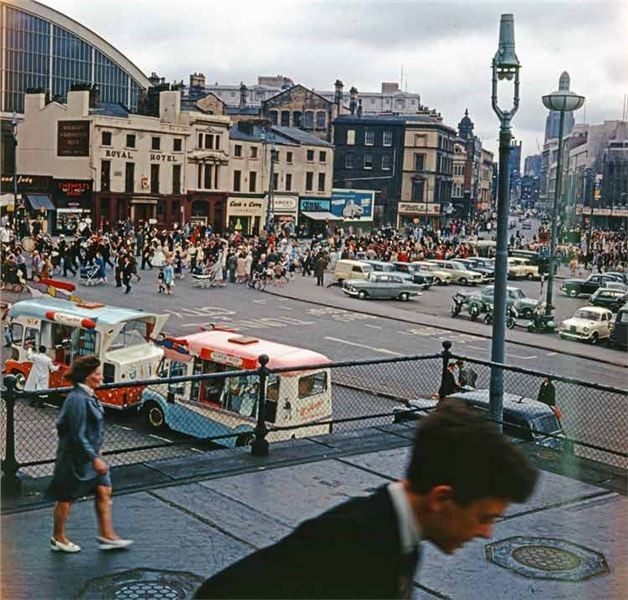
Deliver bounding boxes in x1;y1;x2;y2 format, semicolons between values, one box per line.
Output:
8;298;162;326
171;330;330;370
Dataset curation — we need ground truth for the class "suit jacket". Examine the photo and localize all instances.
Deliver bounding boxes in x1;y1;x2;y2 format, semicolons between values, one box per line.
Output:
195;486;419;599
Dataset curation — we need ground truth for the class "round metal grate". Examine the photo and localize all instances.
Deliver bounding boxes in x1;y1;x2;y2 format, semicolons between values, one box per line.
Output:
78;568;204;599
512;545;582;572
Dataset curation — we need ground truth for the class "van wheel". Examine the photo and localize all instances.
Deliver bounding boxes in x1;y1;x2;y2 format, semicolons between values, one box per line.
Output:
144;402;166;430
235;432;254;447
357;290;368;300
11;371;26;391
568;289;578;298
399;292;410;302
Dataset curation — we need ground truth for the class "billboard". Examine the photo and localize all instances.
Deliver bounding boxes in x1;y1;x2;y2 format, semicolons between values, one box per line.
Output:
330;189;374;221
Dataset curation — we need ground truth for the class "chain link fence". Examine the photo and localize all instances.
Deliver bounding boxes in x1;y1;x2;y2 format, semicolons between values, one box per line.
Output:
2;344;626;492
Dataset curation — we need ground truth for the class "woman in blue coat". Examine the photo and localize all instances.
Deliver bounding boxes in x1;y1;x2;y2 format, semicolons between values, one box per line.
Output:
48;355;133;553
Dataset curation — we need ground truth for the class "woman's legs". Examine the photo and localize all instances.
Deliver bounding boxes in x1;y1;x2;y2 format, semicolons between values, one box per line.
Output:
53;501;73;542
95;485;117;539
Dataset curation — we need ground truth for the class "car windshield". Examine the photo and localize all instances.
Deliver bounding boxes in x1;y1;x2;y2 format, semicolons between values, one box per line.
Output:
574;310;600;321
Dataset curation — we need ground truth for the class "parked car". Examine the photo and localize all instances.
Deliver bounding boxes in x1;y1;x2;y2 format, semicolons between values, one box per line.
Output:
609;303;628;349
466;285;539;319
426;260;485;285
561;273;621;298
342;272;422;301
559;306;613;344
507;257;540;280
456;258;495;281
392;262;436;288
588;288;628;312
414;261;453;285
363;261;431;289
334;259;373;282
393;391;564;450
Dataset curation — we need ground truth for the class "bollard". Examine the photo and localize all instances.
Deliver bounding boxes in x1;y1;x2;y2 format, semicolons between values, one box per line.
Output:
439;341;453;401
251;354;270;457
1;374;23;496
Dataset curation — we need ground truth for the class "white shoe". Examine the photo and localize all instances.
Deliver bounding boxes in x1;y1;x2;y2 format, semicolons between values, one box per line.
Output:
97;536;134;550
50;537;81;553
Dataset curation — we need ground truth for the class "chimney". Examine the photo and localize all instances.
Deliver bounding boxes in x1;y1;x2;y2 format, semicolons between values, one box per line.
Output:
159;89;181;123
239;82;247;108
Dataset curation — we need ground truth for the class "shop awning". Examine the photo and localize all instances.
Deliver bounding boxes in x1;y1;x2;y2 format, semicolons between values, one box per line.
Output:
301;211;342;221
26;194;55;210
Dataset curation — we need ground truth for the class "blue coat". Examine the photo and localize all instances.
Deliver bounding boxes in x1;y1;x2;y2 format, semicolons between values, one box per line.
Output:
48;385;110;500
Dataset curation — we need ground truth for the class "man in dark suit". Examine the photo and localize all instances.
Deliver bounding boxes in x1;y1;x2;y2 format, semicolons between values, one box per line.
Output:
195;400;537;599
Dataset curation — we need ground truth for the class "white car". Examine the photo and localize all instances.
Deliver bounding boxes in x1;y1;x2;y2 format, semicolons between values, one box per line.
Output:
559;306;613;344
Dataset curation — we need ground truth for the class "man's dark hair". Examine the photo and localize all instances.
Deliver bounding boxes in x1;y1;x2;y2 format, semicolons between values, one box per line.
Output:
65;355;101;385
406;399;537;505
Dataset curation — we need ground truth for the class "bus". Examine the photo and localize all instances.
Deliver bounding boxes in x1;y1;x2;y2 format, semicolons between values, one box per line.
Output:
3;297;168;409
139;329;332;447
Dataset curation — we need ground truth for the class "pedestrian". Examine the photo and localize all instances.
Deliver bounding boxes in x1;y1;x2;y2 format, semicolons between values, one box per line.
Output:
25;344;60;405
314;253;327;286
47;355;133;553
194;400;537;599
438;362;461;400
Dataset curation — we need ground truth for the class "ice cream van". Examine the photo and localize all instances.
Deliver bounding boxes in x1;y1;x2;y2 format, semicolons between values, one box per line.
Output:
139;328;332;447
3;297;168;409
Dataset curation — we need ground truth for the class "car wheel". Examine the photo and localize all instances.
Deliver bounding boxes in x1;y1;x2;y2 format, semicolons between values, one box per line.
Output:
459;277;468;286
590;332;599;345
144;402;166;430
568;289;578;298
357;290;368;300
399;292;410;302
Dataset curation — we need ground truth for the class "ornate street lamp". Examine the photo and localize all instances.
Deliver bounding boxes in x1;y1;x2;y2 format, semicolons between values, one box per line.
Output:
489;14;521;428
542;72;585;315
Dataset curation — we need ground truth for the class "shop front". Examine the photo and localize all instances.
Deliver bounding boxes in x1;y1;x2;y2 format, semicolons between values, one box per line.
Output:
186;193;227;232
53;179;92;235
269;195;298;234
397;201;442;229
226;196;265;235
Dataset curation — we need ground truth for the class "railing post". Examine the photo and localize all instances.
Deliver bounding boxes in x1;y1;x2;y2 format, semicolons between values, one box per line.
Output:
251;354;270;457
439;341;452;401
1;374;23;496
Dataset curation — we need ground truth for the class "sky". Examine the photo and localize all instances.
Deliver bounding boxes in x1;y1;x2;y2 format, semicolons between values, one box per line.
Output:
45;0;628;160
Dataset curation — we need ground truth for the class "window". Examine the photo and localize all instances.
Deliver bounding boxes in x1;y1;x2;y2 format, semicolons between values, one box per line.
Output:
306;149;314;162
151;164;160;194
125;162;134;193
233;170;241;192
303;111;313;129
382;154;392;170
316;111;326;130
273;172;279;191
412;179;424;201
306;172;314;191
172;165;181;194
151;137;161;151
383;130;393;146
286;151;293;164
101;131;112;146
319;151;326;163
414;153;425;171
364;154;373;169
293;111;303;128
281;110;290;126
269;110;278;125
126;134;136;148
234;144;242;157
285;173;292;191
249;171;257;192
347;129;355;145
345;154;353;169
318;173;326;192
173;138;182;152
298;372;328;399
365;129;375;146
250;146;258;159
101;160;111;191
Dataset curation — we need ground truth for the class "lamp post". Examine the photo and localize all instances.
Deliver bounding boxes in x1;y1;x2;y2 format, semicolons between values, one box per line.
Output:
542;73;585;315
489;14;521;428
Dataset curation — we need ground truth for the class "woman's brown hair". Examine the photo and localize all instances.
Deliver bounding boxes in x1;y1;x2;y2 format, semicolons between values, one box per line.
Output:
65;355;101;385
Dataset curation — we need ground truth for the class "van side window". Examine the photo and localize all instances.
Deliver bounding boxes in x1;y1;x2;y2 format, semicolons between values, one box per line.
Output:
298;372;327;399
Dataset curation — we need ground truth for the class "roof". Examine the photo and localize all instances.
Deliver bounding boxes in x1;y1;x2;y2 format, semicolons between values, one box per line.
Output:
174;330;330;370
8;298;162;326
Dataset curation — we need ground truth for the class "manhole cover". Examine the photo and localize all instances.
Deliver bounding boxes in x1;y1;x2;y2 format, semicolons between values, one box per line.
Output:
486;537;610;581
78;568;204;599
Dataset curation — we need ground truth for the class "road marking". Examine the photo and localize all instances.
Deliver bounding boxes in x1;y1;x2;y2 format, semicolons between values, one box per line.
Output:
507;352;537;360
364;324;383;329
324;336;403;356
149;434;172;443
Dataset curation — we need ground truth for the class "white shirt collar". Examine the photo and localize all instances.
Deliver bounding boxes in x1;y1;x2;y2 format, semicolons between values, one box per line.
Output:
388;481;421;554
77;383;96;397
